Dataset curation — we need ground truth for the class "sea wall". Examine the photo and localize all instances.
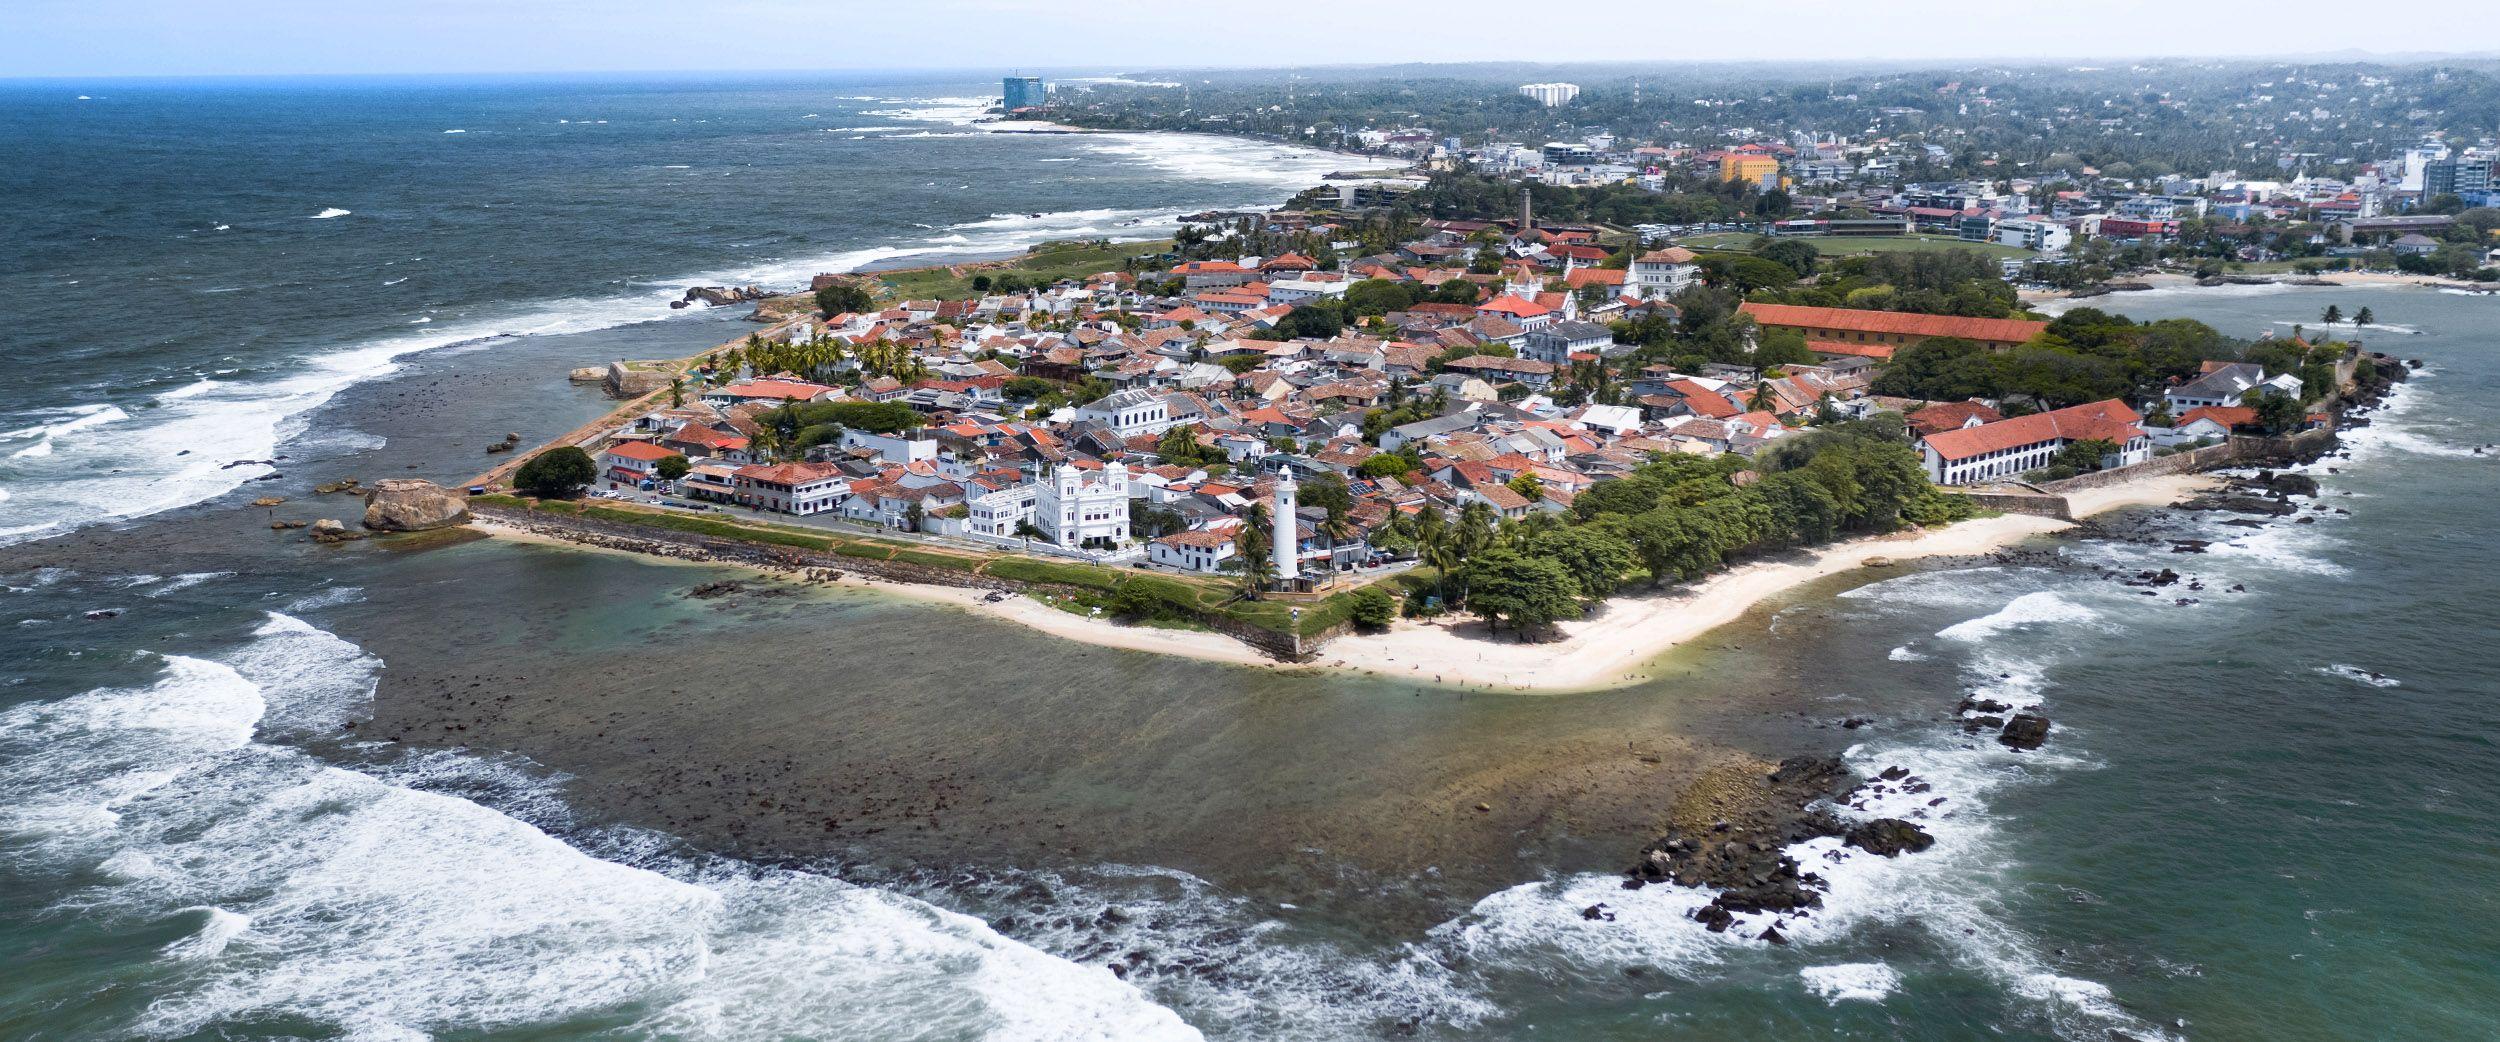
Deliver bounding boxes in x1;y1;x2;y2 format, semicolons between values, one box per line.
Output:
1958;491;2074;521
2038;442;2236;494
469;503;1312;661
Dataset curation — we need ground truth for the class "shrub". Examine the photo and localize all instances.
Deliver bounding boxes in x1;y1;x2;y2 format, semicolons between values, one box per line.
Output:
514;447;596;499
1349;587;1396;631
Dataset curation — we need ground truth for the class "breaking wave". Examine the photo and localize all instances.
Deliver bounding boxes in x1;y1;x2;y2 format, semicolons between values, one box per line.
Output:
0;613;1197;1041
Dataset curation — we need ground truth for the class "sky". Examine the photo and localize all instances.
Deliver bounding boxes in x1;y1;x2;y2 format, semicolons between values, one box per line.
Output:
6;0;2500;79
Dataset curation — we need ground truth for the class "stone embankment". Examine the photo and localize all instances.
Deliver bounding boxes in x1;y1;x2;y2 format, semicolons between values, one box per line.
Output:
469;504;1315;661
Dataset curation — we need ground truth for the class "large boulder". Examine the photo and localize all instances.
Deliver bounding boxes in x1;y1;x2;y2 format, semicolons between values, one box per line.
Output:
1844;818;1936;857
1998;714;2052;751
362;479;471;532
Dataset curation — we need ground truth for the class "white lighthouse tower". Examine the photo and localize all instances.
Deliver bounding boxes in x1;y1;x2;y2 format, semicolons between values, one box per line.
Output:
1271;465;1299;584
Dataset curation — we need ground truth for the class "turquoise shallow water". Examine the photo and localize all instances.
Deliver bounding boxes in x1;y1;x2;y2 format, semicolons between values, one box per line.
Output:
6;73;2500;1042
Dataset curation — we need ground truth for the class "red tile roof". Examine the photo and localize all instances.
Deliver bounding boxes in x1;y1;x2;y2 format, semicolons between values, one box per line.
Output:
2177;405;2259;430
1922;400;2143;462
605;441;677;462
1740;302;2048;345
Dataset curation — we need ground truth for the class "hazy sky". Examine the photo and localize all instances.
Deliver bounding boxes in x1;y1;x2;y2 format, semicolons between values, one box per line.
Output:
8;0;2499;78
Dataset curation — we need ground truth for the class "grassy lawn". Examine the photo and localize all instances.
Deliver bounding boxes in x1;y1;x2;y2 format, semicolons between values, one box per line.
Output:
873;239;1176;300
475;494;1376;639
1679;233;2034;262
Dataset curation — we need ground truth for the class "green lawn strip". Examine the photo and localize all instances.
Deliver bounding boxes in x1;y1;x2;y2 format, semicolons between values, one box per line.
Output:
1681;232;2032;261
873;239;1175;299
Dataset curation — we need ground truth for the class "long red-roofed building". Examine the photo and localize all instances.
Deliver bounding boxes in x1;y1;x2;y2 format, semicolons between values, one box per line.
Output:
1918;399;2150;485
1740;302;2048;355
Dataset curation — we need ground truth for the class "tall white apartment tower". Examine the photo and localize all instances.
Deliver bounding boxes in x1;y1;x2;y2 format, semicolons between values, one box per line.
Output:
1271;466;1299;582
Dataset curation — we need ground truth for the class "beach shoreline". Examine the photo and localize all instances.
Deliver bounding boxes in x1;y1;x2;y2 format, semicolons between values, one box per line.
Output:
473;470;2220;693
2024;269;2497;304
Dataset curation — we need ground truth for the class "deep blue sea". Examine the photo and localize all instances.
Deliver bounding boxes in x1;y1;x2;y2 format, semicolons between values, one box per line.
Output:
5;75;2499;1042
0;72;1344;544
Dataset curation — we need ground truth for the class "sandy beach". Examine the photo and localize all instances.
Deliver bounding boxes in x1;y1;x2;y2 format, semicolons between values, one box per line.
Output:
1302;471;2216;694
476;470;2219;693
2024;269;2497;304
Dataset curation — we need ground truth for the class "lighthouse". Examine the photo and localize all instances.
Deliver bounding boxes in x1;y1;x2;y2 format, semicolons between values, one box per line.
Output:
1271;465;1299;584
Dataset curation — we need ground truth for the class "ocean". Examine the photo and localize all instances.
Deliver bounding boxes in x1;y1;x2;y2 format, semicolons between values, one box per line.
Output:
6;75;2500;1041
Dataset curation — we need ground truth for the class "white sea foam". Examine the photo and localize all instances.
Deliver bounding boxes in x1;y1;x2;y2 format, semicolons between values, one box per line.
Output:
141;572;234;598
1938;591;2099;642
2318;663;2401;688
162;907;253;961
5;615;1198;1041
310;208;351;219
1889;645;1928;662
284;585;367;612
1800;962;1902;1003
942;863;1493;1039
155;379;222;401
1076;133;1357;188
1441;575;2166;1040
442;129;466;135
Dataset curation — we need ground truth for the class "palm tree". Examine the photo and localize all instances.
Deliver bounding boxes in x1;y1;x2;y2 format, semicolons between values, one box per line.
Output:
2322;304;2343;325
2353;306;2375;326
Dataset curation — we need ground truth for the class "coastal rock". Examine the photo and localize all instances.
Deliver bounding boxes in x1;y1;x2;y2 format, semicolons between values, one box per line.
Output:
309;518;365;543
1844;818;1936;857
2180;494;2298;517
1998;714;2052;751
681;285;768;308
250;496;286;507
361;479;471;532
2233;470;2319;498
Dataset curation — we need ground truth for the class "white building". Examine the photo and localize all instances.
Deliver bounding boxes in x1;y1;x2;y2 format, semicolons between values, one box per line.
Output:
1075;388;1175;438
960;483;1040;538
1628;247;1699;300
1266;278;1348;305
840;428;939;464
1518;82;1580;107
1149;529;1238;573
1995;217;2073;253
1035;463;1131;549
2164;362;2302;412
1918;400;2151;485
729;462;850;515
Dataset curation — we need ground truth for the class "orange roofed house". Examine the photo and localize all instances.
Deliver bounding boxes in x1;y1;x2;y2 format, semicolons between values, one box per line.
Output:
1738;302;2048;361
1918;399;2150;485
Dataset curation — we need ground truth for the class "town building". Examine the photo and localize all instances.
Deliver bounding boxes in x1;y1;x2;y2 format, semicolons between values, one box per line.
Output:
1003;76;1046;112
1918;399;2151;485
1738;302;2048;359
1628;247;1699;300
730;462;849;515
1075;388;1175;438
1148;529;1238;573
1035;463;1131;549
1518;82;1580;107
2164;362;2302;412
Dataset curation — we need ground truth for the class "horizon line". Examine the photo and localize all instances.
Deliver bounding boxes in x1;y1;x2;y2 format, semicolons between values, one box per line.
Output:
6;49;2499;85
